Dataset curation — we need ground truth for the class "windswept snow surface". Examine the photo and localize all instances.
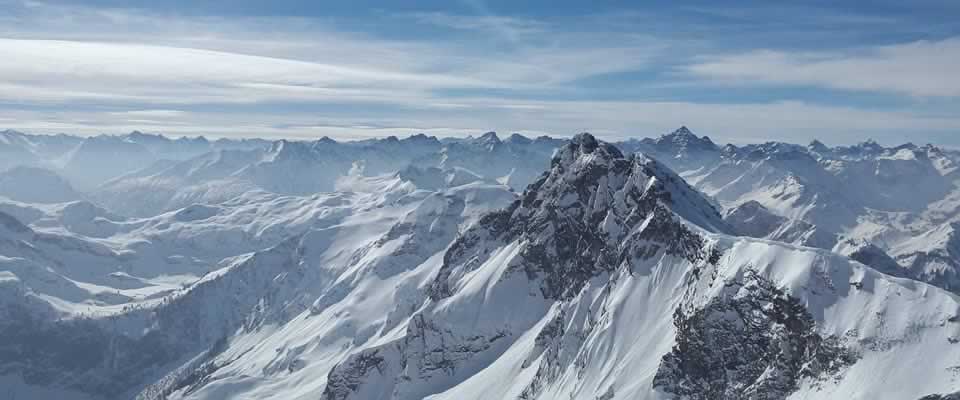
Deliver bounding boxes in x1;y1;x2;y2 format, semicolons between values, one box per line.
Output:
1;129;959;400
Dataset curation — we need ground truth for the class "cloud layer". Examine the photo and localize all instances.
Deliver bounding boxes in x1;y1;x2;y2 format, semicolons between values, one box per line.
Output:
0;0;957;145
687;38;960;97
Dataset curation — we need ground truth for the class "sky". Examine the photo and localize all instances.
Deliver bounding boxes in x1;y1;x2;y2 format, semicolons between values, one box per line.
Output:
0;0;958;145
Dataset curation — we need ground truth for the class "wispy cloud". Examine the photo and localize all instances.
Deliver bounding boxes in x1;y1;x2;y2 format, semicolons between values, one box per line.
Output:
0;0;957;145
407;12;547;43
0;2;666;104
687;38;960;97
0;38;493;106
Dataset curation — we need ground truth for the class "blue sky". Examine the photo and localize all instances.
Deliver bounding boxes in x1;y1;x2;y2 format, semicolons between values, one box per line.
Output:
0;0;958;145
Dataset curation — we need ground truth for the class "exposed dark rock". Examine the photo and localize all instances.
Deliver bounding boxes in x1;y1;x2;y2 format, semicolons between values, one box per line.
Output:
919;392;960;400
430;133;725;301
322;349;387;400
653;271;858;399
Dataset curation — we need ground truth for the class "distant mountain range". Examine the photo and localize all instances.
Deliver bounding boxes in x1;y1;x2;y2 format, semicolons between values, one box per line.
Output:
1;127;959;399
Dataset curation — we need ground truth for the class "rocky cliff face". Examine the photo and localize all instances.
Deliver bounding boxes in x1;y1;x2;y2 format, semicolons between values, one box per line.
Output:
430;133;726;301
653;270;857;399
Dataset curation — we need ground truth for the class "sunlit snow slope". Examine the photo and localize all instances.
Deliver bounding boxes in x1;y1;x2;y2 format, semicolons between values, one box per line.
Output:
1;130;958;400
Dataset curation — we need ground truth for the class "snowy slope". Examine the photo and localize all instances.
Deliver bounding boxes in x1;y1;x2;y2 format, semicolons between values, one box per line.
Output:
91;133;561;217
635;127;960;296
0;129;561;217
0;166;519;399
2;128;960;400
64;134;953;400
311;134;959;400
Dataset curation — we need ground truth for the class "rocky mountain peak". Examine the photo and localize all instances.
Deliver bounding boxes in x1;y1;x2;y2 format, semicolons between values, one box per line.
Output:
266;139;317;162
431;136;724;300
654;126;720;153
505;133;532;145
672;126;694;136
315;136;338;146
479;131;500;140
475;131;502;147
405;133;439;144
546;133;726;233
553;132;623;165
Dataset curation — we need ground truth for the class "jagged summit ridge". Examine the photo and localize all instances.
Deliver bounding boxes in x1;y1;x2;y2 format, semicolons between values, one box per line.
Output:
539;133;727;235
655;126;719;151
430;133;724;300
552;133;727;233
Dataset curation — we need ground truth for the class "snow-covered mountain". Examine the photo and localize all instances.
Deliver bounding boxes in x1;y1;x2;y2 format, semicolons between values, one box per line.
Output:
0;130;560;215
0;130;267;191
620;126;722;173
0;130;960;399
638;127;960;295
90;133;561;217
2;129;960;399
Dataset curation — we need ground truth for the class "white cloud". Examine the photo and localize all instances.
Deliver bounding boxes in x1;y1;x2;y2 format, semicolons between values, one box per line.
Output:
0;5;664;108
407;12;547;42
0;38;490;98
687;38;960;97
0;1;957;145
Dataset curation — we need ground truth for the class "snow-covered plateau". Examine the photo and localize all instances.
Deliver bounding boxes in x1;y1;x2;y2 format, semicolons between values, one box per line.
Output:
0;128;958;399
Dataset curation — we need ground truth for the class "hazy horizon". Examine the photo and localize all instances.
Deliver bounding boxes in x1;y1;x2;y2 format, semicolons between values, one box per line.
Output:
3;125;957;149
